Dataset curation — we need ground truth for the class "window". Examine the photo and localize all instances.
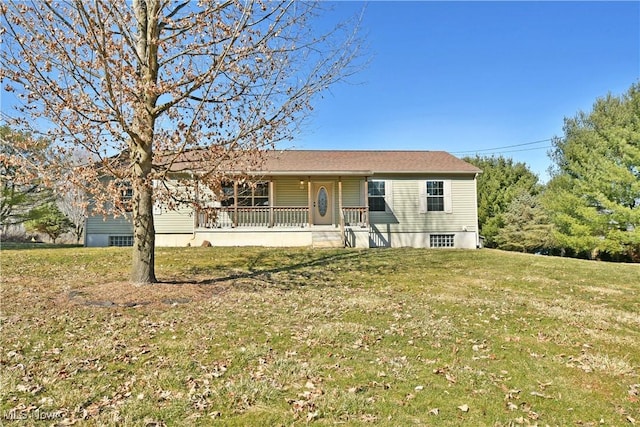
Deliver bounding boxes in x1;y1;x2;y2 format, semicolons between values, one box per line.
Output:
251;182;269;206
109;235;133;247
221;181;269;206
220;183;235;207
420;180;451;213
430;234;454;248
368;181;386;212
427;181;444;212
116;182;133;212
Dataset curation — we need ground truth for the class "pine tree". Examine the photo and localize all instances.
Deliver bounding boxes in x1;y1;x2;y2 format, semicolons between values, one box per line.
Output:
464;156;541;247
495;193;556;253
545;83;640;261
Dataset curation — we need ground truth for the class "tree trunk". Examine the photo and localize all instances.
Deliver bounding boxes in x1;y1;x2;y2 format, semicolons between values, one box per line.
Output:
130;0;159;284
131;154;157;284
131;188;156;284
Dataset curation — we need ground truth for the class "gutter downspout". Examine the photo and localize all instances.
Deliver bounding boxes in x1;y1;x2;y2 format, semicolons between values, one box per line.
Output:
191;173;198;243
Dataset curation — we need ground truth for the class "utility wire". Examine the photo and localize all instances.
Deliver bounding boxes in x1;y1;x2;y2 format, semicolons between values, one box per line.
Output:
451;138;553;155
487;145;553;154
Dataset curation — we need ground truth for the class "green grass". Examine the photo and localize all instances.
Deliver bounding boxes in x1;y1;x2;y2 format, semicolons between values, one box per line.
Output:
1;247;639;426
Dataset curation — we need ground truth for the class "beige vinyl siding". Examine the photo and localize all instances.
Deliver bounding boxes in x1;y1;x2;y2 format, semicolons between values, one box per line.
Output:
340;177;363;207
370;175;478;233
154;206;194;234
368;179;397;225
85;214;133;234
274;177;364;206
273;178;308;206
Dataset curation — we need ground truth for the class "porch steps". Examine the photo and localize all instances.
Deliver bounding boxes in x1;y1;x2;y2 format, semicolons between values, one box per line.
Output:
312;230;344;248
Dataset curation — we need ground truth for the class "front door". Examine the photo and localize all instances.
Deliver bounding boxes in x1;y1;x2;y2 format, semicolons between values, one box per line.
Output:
312;183;333;225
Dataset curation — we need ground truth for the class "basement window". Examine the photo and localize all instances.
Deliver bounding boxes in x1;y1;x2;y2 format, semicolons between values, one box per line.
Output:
109;235;134;247
430;234;454;248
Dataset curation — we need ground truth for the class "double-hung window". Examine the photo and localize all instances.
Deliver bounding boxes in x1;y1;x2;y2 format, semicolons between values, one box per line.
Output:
368;181;386;212
420;180;452;213
427;181;445;212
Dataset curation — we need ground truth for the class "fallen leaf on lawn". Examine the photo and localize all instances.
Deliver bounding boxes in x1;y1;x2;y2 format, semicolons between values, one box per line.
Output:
360;414;377;422
458;404;469;412
537;380;553;390
505;388;521;399
429;408;439;415
530;391;553;399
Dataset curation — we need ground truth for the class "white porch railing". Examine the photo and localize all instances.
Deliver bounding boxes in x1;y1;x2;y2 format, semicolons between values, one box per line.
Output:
197;206;309;229
197;206;369;230
341;206;369;228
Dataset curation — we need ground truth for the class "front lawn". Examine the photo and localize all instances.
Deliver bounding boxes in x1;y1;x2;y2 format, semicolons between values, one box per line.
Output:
1;247;638;425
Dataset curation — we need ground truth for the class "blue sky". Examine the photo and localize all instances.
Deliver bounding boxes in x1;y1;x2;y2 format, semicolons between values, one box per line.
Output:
1;1;637;182
295;1;640;181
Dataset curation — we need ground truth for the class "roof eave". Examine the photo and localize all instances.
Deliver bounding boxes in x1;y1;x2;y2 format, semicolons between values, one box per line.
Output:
251;170;374;176
371;170;482;175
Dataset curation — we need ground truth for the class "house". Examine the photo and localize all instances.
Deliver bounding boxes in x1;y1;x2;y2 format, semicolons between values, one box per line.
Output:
84;150;482;249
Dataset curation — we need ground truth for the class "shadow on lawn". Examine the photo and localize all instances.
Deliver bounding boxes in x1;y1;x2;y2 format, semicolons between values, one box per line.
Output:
1;242;83;250
161;249;376;290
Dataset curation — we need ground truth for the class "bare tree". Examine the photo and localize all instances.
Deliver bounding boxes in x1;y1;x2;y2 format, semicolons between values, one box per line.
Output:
1;0;363;283
58;186;88;244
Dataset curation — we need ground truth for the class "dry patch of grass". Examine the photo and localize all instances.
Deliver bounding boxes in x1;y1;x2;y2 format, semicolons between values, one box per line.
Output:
1;247;639;426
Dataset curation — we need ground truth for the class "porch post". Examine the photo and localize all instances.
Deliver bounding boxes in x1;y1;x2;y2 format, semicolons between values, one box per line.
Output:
364;178;369;227
338;177;345;246
269;179;274;228
233;181;238;227
193;177;199;229
363;178;369;206
307;177;312;227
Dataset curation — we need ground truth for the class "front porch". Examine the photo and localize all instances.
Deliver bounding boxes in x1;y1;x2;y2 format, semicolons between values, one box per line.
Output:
194;206;370;248
191;175;371;247
196;206;369;229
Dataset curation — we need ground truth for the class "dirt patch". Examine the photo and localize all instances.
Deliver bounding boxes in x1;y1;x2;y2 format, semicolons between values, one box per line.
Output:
60;279;232;309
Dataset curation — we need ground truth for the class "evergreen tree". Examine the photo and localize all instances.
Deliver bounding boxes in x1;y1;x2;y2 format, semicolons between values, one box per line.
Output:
495;193;556;253
544;82;640;261
25;203;73;244
0;126;53;234
464;155;541;247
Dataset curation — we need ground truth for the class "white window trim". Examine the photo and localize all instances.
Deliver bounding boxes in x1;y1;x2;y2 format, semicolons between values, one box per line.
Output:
419;180;452;214
368;179;393;213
